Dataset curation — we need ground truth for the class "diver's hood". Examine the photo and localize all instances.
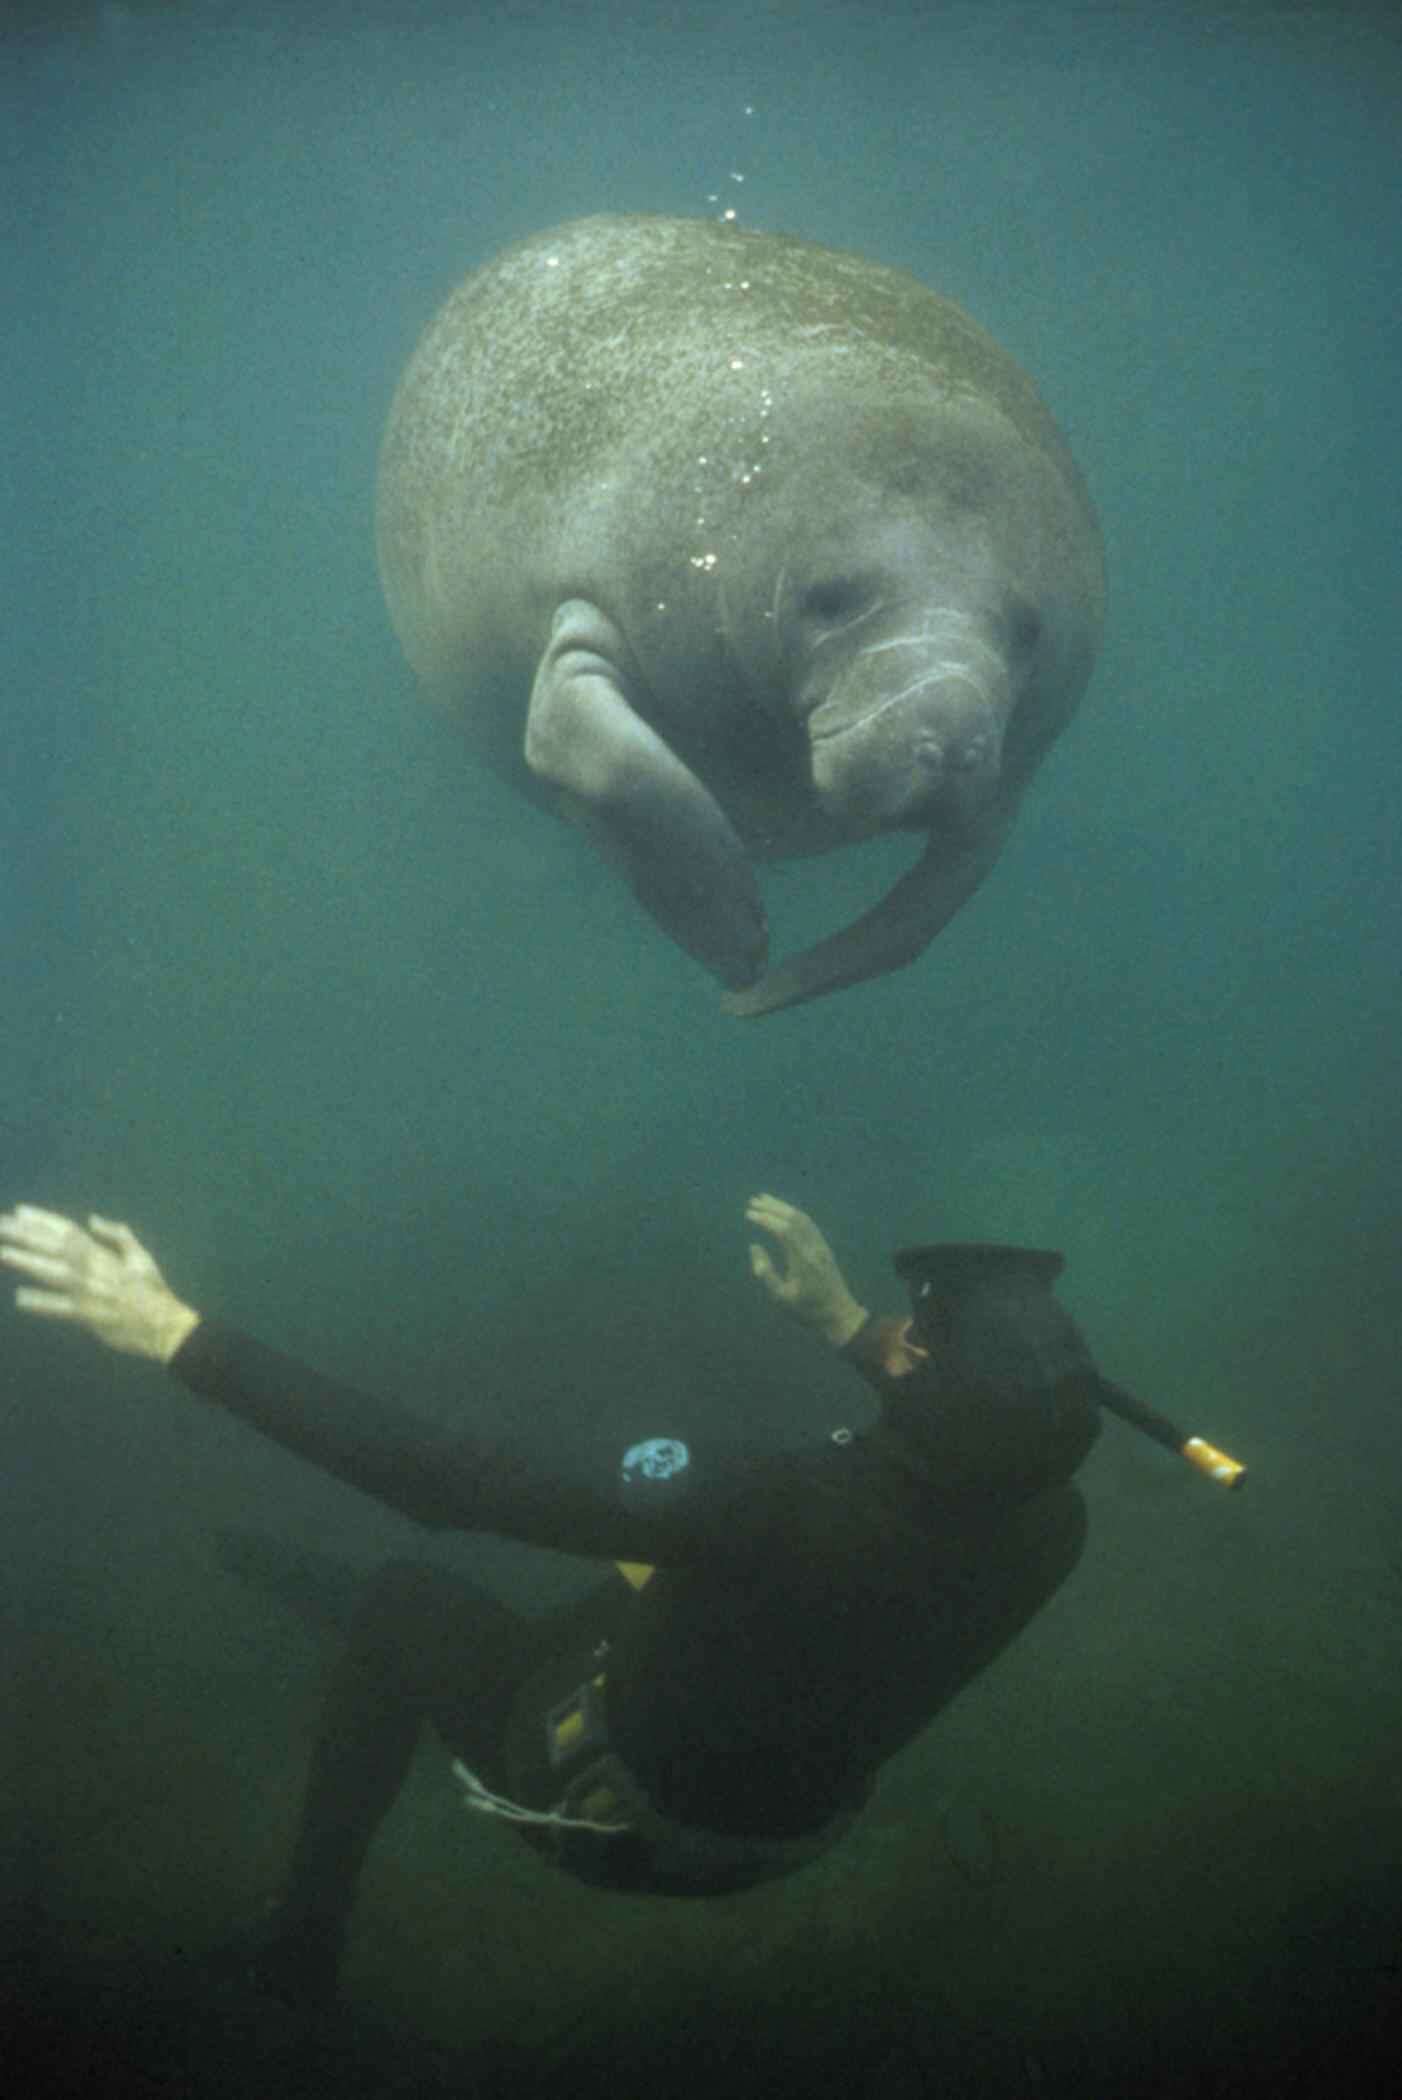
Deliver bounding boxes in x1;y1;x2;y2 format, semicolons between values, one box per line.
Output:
891;1242;1100;1394
878;1242;1104;1506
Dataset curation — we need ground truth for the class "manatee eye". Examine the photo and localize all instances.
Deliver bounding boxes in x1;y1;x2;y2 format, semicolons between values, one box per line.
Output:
800;577;873;628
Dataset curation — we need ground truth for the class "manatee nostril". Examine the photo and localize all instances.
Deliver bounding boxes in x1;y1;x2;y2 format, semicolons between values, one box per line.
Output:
912;731;992;777
949;732;991;773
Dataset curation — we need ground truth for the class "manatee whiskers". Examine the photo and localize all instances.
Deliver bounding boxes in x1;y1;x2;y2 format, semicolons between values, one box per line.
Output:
810;668;950;741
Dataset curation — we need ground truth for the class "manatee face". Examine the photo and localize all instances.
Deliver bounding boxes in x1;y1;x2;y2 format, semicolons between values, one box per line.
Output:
801;596;1010;834
770;493;1023;838
376;214;1104;1017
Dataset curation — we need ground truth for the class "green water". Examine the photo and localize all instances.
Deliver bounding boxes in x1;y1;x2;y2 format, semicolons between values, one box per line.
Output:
4;2;1400;2094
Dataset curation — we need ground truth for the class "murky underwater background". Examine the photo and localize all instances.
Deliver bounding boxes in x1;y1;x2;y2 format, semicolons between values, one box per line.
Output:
3;1;1400;2094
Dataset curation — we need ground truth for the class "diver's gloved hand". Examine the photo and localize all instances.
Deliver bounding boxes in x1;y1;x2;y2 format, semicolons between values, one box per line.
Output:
744;1193;868;1348
0;1204;200;1362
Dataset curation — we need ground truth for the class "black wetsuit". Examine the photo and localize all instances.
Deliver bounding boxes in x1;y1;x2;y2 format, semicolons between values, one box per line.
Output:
171;1312;1098;1902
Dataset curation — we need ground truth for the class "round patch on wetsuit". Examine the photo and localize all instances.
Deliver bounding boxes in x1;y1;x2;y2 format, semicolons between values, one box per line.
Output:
620;1436;690;1494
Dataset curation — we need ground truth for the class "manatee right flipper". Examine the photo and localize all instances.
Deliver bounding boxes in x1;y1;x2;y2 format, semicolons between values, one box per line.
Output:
525;601;768;990
721;810;1015;1019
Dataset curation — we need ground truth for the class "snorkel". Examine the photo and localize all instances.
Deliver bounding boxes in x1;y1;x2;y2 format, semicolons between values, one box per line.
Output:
893;1243;1247;1491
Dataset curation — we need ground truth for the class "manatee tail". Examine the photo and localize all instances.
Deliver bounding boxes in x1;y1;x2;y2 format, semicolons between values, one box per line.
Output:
214;1527;369;1637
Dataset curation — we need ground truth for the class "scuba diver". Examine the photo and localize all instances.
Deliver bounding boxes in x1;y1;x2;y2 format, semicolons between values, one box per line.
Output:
0;1191;1240;2009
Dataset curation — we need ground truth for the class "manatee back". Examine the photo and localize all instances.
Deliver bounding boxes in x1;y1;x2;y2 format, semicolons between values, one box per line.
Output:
375;213;1087;703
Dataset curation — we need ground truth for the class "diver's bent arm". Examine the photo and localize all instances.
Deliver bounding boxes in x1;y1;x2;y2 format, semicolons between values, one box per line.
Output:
743;1192;867;1345
743;1192;927;1379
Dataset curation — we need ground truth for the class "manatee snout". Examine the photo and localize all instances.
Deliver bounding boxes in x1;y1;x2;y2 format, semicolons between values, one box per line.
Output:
808;652;1009;829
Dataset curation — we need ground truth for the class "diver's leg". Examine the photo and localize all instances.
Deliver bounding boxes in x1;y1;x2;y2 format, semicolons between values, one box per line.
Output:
255;1558;528;2003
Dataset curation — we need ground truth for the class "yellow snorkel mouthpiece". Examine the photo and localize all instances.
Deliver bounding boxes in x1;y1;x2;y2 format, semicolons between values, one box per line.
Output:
1180;1435;1247;1490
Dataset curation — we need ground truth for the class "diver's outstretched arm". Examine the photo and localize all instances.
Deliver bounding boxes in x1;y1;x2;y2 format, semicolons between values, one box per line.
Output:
0;1205;199;1363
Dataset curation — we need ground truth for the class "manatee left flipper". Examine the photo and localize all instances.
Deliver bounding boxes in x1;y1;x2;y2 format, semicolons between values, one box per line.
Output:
722;810;1014;1019
526;600;768;989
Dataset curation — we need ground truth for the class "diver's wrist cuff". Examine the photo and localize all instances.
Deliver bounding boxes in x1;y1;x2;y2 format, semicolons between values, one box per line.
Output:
836;1311;877;1359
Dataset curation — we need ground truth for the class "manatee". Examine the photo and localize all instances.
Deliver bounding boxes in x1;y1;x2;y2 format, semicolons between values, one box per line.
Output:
376;214;1104;1016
